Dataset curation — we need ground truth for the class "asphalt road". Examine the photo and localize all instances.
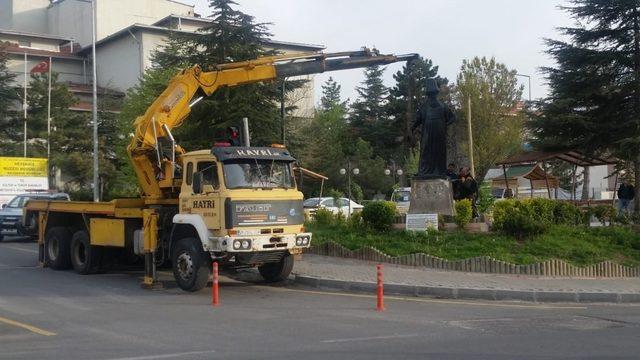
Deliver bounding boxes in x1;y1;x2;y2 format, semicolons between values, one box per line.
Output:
1;237;640;360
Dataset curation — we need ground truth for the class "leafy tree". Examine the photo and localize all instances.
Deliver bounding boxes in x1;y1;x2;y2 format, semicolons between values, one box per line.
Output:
319;77;347;112
152;0;305;150
25;73;116;196
387;56;448;164
528;1;640;209
349;65;392;160
454;56;525;181
0;43;20;155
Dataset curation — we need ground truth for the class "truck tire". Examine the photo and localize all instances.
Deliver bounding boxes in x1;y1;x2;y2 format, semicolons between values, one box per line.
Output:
258;252;294;283
70;230;102;275
172;237;210;292
45;226;72;270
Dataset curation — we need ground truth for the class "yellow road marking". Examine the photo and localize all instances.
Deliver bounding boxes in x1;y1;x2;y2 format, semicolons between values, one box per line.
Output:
0;316;56;336
265;286;588;310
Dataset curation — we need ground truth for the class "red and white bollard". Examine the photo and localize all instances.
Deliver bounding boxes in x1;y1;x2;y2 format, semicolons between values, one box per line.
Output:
212;262;219;307
376;264;385;312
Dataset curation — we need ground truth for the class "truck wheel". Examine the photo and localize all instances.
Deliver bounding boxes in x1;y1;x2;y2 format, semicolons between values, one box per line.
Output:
259;253;294;283
172;237;210;292
45;227;72;270
70;230;102;275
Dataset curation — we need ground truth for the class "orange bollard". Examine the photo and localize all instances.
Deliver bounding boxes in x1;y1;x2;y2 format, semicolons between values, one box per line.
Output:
376;264;385;312
212;262;219;307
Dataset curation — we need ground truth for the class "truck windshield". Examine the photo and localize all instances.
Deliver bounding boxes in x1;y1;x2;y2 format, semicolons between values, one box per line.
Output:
223;159;295;189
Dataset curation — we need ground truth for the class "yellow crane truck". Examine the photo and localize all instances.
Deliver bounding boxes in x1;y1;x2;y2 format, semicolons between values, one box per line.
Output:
22;48;416;291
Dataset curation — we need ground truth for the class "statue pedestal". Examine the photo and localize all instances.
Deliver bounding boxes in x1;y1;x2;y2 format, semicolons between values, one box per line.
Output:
408;178;456;216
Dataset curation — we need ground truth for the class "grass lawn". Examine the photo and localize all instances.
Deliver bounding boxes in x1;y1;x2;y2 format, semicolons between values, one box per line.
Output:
306;223;640;267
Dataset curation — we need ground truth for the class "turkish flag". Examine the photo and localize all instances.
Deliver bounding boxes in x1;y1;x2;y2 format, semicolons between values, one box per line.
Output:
30;60;50;74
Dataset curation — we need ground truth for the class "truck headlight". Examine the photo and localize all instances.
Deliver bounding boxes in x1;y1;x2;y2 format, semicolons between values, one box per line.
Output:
296;238;302;246
233;240;241;250
241;240;250;249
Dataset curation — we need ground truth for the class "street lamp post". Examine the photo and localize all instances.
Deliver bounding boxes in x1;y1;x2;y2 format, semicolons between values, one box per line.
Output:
515;73;532;103
340;162;359;217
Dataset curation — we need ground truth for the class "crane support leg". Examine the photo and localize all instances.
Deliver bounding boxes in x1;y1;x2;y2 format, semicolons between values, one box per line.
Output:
141;209;162;289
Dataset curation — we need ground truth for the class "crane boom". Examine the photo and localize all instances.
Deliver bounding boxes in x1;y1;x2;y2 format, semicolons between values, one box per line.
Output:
127;48;418;202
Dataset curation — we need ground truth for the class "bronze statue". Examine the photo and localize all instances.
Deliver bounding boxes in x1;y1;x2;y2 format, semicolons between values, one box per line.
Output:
412;78;456;179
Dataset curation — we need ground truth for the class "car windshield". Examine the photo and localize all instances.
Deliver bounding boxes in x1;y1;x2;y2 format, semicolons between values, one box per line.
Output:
223;159;294;189
303;198;321;207
392;191;410;202
6;196;29;208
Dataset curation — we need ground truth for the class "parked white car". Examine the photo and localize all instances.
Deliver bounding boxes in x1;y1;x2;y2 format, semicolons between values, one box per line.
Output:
303;197;364;218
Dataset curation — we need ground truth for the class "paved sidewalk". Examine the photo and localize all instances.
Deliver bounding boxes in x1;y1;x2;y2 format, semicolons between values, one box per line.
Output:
292;255;640;303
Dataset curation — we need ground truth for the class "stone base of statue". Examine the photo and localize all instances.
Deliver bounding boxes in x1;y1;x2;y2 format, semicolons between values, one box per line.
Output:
408;178;456;216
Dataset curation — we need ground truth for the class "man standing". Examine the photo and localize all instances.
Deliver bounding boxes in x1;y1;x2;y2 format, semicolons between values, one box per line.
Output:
458;166;478;216
617;179;635;216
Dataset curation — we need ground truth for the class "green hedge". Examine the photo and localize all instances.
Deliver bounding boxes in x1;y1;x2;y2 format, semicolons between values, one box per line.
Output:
492;198;585;238
362;201;396;231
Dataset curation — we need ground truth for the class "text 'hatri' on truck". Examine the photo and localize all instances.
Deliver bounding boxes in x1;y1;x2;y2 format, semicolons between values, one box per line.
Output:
22;48;417;291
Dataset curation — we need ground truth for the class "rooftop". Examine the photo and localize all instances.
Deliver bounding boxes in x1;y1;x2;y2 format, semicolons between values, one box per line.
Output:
80;17;325;54
0;28;74;43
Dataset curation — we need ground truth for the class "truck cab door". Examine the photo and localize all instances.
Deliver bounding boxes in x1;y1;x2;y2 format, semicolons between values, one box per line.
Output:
180;160;222;230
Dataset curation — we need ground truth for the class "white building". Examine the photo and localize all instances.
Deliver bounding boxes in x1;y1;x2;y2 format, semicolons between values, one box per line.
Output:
0;0;323;118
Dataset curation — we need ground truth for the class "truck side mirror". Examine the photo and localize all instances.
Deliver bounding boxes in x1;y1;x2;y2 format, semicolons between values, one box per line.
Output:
193;172;203;194
1;204;6;209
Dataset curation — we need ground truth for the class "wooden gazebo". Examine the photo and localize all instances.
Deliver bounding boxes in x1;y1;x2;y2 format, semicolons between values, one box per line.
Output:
496;150;618;200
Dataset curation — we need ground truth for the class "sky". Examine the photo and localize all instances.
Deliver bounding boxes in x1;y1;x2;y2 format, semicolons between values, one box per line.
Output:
187;0;574;105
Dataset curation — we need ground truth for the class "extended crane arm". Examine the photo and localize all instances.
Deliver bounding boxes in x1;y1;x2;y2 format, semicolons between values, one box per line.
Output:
127;48;417;201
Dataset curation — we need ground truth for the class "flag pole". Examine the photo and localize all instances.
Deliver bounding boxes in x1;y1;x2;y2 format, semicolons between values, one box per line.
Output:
23;53;27;157
47;56;52;162
91;0;99;202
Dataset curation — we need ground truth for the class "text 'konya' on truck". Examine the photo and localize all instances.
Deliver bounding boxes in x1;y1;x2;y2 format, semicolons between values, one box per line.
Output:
22;49;417;291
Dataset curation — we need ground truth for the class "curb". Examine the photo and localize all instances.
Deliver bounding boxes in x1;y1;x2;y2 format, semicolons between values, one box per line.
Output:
293;275;640;304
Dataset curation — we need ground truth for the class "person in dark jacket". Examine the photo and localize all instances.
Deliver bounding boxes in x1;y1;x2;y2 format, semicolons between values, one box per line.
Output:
617;180;635;216
458;166;479;217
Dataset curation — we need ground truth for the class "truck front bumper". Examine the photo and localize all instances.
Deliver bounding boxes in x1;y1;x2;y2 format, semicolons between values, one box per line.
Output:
207;232;312;253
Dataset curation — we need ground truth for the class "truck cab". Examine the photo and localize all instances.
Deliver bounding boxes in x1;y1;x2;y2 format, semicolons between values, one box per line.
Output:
170;145;311;290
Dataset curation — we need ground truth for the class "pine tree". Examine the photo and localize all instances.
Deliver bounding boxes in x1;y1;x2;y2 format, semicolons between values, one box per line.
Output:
151;0;304;150
387;56;447;164
528;0;640;209
319;77;347;112
349;65;391;158
0;44;20;155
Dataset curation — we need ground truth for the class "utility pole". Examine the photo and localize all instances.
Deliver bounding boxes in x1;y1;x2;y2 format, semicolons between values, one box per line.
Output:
47;56;52;162
467;97;475;178
91;0;99;202
23;53;27;157
280;79;286;145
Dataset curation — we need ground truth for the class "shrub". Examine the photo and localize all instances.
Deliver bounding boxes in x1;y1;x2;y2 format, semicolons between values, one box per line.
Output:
476;182;495;215
454;199;473;229
362;201;396;231
553;201;583;226
313;208;335;226
348;211;363;229
502;211;547;239
593;205;616;226
524;198;555;224
491;199;519;230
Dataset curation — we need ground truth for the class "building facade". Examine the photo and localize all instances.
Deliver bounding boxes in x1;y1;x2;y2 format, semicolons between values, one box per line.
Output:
1;0;323;118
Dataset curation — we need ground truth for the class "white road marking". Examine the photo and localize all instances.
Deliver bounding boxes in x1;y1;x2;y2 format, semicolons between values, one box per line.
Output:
105;350;217;360
266;286;588;310
322;333;422;343
2;245;38;254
